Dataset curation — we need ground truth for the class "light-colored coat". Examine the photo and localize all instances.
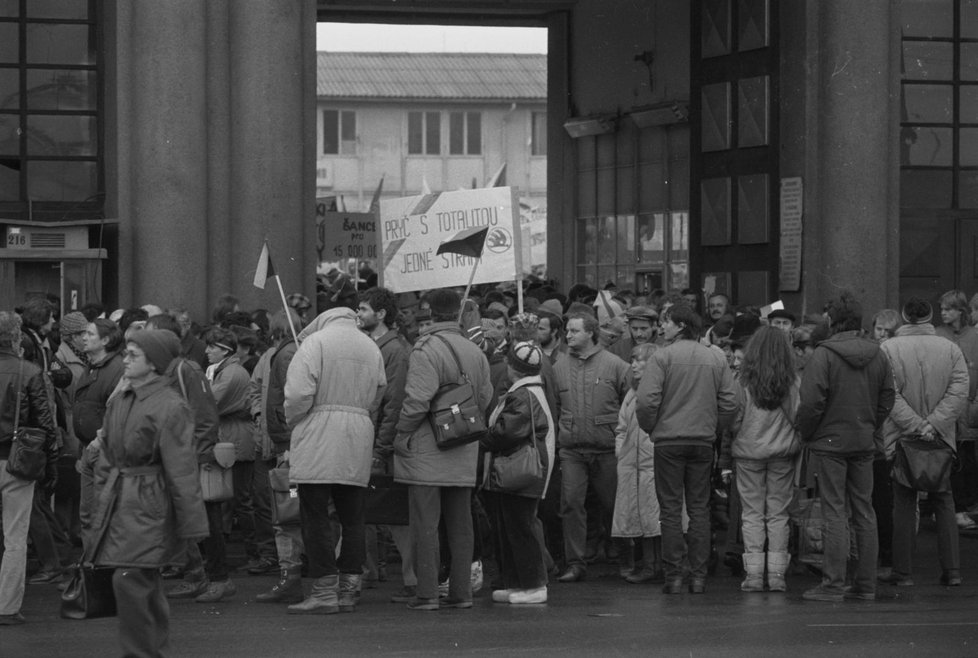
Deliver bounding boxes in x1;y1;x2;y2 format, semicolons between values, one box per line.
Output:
731;380;802;462
612;389;660;538
880;323;969;459
92;376;208;568
285;308;386;486
394;322;493;487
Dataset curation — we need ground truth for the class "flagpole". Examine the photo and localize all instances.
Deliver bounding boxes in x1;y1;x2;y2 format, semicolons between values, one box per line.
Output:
274;275;300;344
458;256;482;324
516;277;524;314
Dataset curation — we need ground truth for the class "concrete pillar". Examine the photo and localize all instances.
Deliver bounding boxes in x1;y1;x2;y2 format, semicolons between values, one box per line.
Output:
127;1;209;313
811;0;900;317
206;1;232;318
228;0;317;312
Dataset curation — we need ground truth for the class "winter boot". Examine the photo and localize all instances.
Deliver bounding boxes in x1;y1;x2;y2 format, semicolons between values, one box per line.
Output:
338;573;362;612
617;539;636;579
740;552;765;592
286;575;339;615
255;567;303;604
766;552;790;592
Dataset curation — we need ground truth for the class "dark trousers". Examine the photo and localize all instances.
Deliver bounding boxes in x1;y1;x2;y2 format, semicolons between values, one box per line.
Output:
872;458;894;567
816;452;877;594
29;490;68;571
202;500;229;581
251;457;276;559
113;567;170;658
409;485;473;601
298;483;366;577
485;491;547;590
654;444;713;580
950;440;978;512
231;461;257;559
559;449;617;568
892;480;958;576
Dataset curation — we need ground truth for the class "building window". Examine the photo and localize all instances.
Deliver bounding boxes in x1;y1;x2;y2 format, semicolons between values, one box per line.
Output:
900;0;978;208
449;111;481;155
0;1;102;217
531;111;547;156
408;111;440;155
322;109;356;155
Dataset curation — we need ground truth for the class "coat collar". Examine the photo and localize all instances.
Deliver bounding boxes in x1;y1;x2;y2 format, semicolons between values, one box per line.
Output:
129;373;169;400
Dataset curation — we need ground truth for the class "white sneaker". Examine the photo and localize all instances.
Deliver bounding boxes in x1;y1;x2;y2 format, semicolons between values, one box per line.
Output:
470;561;484;593
438;579;449;599
491;589;512;603
509;587;547;604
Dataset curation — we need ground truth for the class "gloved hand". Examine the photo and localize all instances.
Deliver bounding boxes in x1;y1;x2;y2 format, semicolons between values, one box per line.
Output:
43;463;59;495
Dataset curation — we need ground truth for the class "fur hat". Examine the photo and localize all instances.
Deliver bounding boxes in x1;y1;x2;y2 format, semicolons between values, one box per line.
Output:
127;329;180;374
508;341;543;376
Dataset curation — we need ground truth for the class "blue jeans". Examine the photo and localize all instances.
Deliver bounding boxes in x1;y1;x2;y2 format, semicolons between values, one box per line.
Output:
815;451;878;594
559;449;617;569
654;444;713;579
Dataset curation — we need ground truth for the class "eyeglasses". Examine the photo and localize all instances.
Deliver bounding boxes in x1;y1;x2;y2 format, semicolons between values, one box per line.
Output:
122;349;143;360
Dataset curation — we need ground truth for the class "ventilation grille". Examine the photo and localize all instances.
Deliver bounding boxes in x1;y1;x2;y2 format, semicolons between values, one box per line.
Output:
30;232;66;249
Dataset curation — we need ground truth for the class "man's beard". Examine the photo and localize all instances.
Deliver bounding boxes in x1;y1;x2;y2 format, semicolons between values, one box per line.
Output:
360;317;378;333
539;333;554;348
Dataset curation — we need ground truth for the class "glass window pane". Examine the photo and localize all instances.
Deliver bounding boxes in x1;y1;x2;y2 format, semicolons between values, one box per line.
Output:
577;265;596;288
0;0;19;17
637;212;664;264
25;69;96;110
963;85;978;123
961;172;978;208
322;110;337;154
0;114;18;154
26;115;97;156
407;112;422;154
578;217;597;264
964;0;978;39
961;128;978;166
963;44;978;82
902;41;953;81
26;24;94;65
671;212;689;259
466;112;480;155
0;70;18;108
28;1;89;19
532;112;547;156
902;84;953;123
340;111;355;154
0;24;18;62
618;213;635;263
449;112;463;155
902;127;952;165
597;215;616;263
425;112;439;154
27;160;97;201
900;0;953;38
900;169;952;208
0;158;17;199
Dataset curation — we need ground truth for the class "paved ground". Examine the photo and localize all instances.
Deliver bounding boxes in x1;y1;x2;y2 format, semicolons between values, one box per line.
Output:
5;523;978;657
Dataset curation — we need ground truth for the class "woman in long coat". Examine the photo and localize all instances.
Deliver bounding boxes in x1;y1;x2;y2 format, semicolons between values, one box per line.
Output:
91;330;208;657
612;342;661;583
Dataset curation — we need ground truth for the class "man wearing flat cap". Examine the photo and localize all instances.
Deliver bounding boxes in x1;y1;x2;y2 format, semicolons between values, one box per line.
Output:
607;306;659;363
767;309;796;334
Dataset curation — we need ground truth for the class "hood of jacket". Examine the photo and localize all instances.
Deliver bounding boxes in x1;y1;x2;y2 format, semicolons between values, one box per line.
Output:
819;331;880;369
297;307;357;342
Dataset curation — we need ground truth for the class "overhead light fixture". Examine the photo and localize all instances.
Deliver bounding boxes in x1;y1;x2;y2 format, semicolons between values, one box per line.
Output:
563;115;618;139
629;100;689;128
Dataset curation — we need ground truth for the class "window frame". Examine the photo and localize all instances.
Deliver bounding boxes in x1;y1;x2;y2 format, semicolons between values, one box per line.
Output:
449;110;481;156
322;108;357;155
408;110;441;155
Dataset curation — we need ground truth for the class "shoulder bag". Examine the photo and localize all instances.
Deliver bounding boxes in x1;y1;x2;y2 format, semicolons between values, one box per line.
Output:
891;435;955;493
427;334;488;450
5;358;48;481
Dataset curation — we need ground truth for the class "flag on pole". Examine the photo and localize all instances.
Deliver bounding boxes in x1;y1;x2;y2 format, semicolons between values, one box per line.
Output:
485;162;507;188
252;241;276;289
421;174;432;195
436;226;489;259
368;175;385;214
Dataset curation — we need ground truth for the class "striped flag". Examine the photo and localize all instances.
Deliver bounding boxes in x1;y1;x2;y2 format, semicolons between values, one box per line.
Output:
436;226;489;259
252;241;276;289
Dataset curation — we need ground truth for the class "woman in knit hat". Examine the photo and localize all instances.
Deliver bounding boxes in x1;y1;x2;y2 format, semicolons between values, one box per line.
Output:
91;330;208;656
482;341;556;605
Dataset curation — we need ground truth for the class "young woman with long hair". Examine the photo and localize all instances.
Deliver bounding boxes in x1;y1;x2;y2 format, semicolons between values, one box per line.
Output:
732;326;801;592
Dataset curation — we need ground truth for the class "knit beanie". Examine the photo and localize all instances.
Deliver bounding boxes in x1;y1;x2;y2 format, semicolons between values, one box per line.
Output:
128;329;180;374
901;297;933;325
508;341;543;376
60;311;89;335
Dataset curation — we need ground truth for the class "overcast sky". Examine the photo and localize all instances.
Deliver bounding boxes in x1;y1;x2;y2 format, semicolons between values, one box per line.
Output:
317;23;547;53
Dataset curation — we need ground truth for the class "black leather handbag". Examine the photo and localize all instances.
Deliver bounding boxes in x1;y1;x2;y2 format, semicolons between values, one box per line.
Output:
427;335;487;450
892;435;955;493
60;564;117;620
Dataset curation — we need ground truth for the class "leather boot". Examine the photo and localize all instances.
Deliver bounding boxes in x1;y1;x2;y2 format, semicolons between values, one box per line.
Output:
337;573;362;613
286;575;339;615
766;552;790;592
256;567;303;604
740;553;765;592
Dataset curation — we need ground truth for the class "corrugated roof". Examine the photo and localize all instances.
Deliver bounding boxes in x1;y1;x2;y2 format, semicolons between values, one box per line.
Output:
317;52;547;101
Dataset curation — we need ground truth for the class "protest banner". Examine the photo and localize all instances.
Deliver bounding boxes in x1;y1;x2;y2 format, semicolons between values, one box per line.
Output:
378;187;521;293
317;207;378;263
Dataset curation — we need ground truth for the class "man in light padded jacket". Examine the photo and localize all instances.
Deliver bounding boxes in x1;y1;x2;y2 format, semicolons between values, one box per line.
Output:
394;288;493;611
879;297;968;588
798;292;894;603
553;310;630;583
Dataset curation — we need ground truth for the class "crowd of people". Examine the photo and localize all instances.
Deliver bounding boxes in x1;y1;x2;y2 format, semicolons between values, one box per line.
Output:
1;273;976;655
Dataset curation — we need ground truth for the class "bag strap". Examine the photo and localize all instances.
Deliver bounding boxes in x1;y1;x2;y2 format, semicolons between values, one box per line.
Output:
12;357;23;433
175;360;189;401
430;333;469;384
